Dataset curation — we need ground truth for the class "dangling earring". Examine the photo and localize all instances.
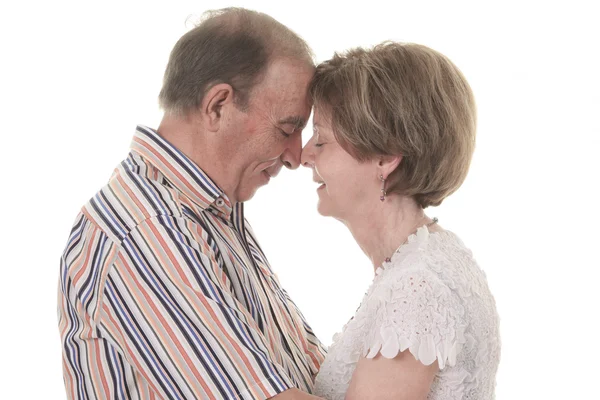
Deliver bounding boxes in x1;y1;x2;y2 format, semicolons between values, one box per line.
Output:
380;175;387;202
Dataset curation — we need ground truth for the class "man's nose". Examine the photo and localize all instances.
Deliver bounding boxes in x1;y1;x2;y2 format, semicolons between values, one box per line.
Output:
281;133;303;170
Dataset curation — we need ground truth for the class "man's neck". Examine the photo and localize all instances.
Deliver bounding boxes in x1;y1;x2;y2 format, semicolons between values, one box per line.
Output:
157;114;241;203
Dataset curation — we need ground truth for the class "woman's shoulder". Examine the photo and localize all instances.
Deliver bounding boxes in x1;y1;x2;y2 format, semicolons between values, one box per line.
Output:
359;229;468;368
361;227;499;369
380;227;489;297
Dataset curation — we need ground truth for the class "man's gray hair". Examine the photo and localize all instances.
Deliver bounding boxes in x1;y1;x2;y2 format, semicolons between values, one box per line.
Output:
159;8;314;115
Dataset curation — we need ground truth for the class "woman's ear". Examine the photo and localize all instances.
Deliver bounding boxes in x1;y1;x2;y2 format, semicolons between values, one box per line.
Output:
378;155;402;179
200;83;235;132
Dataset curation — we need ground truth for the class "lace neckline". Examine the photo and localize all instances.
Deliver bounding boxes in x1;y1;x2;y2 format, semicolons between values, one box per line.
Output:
375;226;447;276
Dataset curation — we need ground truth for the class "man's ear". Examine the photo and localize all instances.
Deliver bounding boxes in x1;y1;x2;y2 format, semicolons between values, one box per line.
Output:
200;83;235;132
378;154;403;179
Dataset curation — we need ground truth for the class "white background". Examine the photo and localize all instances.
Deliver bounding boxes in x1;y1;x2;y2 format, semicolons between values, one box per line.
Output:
1;0;598;398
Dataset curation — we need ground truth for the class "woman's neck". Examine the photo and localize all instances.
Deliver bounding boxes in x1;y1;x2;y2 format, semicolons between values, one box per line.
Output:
341;196;434;273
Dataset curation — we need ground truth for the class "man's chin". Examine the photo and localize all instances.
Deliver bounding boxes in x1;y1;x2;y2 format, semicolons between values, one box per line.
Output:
235;184;261;203
235;172;273;202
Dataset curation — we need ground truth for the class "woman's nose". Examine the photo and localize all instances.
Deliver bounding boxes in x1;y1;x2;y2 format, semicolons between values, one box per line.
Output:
301;136;315;168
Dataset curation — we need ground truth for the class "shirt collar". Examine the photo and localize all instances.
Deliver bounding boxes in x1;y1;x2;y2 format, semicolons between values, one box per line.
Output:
130;125;233;215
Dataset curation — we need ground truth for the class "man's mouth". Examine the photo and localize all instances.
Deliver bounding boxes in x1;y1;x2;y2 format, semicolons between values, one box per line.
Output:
263;162;282;179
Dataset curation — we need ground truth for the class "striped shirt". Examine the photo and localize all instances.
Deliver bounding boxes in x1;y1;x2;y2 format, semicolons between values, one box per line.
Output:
58;125;326;400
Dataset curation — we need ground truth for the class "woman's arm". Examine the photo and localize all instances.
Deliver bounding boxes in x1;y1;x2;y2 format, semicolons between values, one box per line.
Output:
345;351;438;400
269;388;324;400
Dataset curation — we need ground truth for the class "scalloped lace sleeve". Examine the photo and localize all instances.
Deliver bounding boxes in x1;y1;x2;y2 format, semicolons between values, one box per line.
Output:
363;266;468;369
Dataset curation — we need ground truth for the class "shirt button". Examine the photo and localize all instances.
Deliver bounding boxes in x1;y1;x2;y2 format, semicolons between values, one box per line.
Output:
216;198;225;207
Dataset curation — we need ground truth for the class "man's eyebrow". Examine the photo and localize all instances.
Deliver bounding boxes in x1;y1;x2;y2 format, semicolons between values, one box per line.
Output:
278;116;306;131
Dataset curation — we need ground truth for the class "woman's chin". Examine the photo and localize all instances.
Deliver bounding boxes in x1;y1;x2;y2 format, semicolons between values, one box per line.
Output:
316;200;334;217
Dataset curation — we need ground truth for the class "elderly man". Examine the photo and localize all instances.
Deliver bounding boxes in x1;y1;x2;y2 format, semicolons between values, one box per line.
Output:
58;8;325;400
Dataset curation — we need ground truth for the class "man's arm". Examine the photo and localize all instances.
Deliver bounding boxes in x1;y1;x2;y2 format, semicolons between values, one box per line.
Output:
99;216;297;399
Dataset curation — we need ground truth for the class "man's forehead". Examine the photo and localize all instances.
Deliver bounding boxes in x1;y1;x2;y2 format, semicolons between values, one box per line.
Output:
260;59;313;102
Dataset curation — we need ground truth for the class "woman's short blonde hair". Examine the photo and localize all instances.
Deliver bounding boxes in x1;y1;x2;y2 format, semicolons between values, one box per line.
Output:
310;42;476;208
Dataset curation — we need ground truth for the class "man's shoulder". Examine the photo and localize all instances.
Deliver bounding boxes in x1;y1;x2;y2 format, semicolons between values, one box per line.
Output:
81;157;185;244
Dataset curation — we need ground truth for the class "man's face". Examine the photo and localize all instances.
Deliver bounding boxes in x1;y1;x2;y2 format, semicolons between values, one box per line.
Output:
228;58;314;202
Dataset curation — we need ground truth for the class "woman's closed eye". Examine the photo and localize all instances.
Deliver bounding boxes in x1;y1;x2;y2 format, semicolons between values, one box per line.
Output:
313;130;325;147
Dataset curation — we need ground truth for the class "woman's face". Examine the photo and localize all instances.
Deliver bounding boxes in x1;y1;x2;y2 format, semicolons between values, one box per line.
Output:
301;109;380;220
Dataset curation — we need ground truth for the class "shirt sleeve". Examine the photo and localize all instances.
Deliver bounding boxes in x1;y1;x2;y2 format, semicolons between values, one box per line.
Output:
98;215;294;400
364;266;468;370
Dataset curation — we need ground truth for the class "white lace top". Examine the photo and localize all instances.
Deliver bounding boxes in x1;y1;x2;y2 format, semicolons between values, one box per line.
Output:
313;227;500;400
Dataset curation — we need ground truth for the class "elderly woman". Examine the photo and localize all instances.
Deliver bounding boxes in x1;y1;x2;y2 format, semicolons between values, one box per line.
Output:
301;42;500;400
